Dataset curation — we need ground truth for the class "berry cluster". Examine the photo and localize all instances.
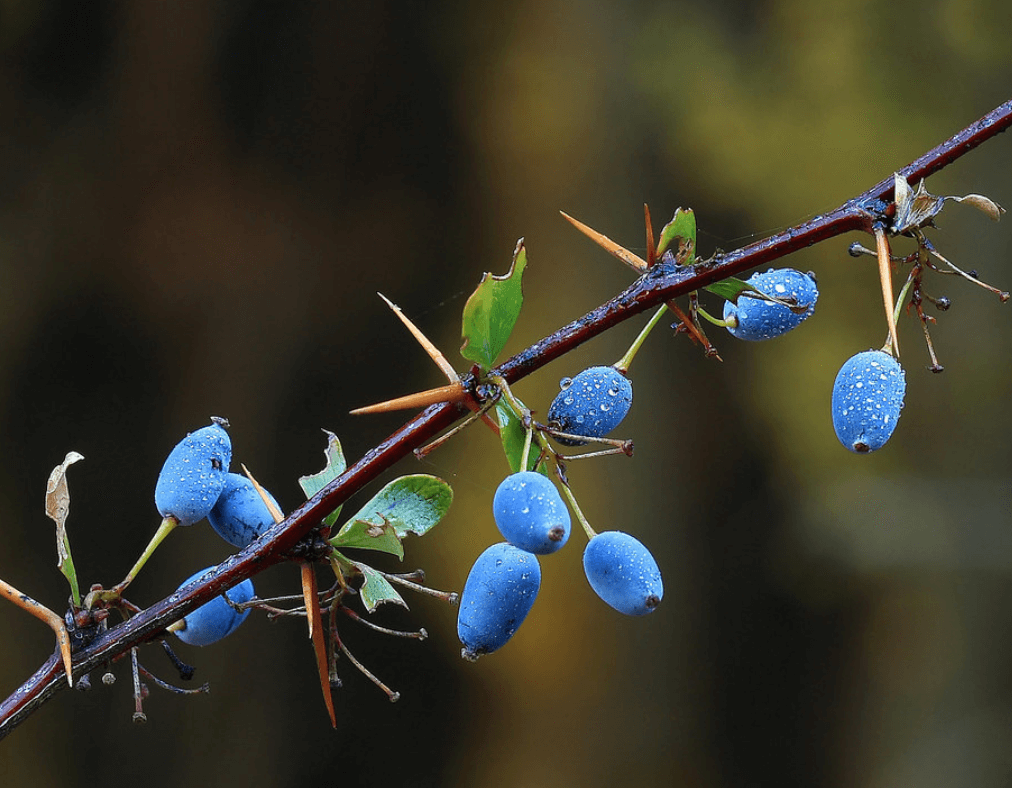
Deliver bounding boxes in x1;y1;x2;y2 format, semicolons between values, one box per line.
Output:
721;267;909;453
26;419;456;721
457;362;663;660
152;418;280;646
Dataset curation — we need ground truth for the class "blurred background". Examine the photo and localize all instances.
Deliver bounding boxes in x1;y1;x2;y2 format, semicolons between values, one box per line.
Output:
1;1;1010;786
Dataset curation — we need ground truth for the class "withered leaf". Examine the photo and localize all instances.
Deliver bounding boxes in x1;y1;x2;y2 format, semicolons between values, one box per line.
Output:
45;451;84;565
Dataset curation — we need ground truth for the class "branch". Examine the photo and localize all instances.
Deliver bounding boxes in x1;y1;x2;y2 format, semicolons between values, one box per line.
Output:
2;98;1009;740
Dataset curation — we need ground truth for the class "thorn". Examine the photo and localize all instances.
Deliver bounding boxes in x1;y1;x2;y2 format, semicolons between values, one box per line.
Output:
301;564;318;641
350;382;466;416
666;299;720;359
302;563;337;728
242;464;284;524
559;212;648;272
377;293;458;383
644;204;657;268
0;578;74;685
874;226;900;358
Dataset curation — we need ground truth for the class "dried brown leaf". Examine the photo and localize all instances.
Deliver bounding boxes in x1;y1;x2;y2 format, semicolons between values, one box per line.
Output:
45;452;84;568
951;193;1005;221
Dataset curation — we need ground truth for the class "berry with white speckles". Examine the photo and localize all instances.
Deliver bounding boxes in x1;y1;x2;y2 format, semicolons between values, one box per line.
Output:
457;542;541;660
154;419;232;527
493;471;571;555
547;365;632;446
583;531;663;616
724;268;819;341
832;349;906;453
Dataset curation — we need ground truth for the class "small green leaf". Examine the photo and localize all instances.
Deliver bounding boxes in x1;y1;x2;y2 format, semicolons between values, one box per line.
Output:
337;474;452;541
299;430;347;526
496;399;546;475
331;519;405;560
355;561;407;613
331;551;406;612
460;239;527;371
704;276;755;302
656;208;696;263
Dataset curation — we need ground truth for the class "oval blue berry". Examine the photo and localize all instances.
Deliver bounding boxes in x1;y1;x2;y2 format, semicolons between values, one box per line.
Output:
172;566;254;647
583;531;663;616
208;472;282;548
493;471;571;555
457;542;541;660
723;268;818;341
547;365;632;446
155;420;232;527
832;349;905;453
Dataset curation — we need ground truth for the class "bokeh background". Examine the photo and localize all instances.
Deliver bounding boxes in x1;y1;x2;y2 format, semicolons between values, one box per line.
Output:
1;1;1011;786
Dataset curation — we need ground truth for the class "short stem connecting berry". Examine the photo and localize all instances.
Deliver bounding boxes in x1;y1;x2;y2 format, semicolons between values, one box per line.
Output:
101;517;179;604
520;425;534;473
489;374;553;472
556;476;597;540
696;305;735;329
614;304;668;374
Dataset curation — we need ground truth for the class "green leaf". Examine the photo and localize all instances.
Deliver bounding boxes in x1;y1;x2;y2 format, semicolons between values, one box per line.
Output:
354;560;407;613
330;519;404;560
337;474;452;541
656;208;696;263
298;430;347;526
496;399;547;475
460;239;527;371
331;550;408;612
704;276;755;302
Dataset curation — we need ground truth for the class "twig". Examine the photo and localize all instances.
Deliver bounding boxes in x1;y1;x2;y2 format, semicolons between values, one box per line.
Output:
1;98;1010;741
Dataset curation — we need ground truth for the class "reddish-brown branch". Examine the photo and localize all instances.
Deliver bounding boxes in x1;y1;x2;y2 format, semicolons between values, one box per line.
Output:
1;98;1010;740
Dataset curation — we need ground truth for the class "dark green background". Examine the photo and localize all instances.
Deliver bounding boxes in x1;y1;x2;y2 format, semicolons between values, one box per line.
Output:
1;2;1011;786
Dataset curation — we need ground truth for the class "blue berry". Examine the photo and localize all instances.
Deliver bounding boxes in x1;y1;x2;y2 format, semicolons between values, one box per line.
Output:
493;471;571;555
547;365;632;446
723;268;818;341
583;531;663;616
457;543;541;660
832;349;905;453
172;567;254;647
207;472;282;548
155;419;232;527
